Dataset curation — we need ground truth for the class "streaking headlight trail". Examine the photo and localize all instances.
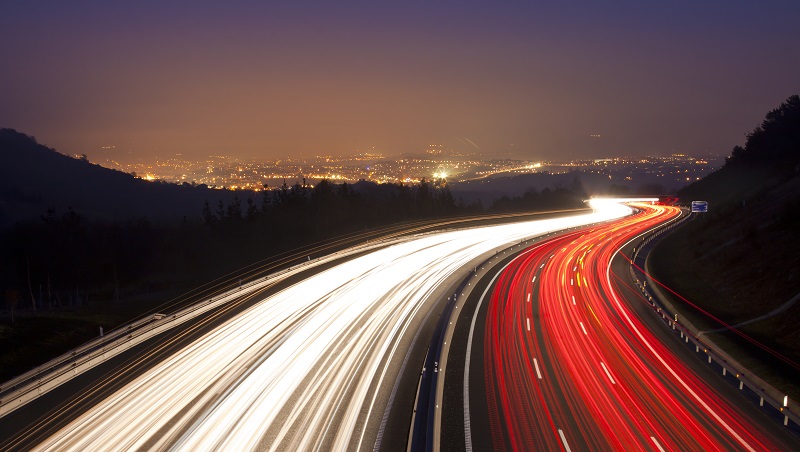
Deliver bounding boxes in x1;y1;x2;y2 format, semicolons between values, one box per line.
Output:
34;202;634;451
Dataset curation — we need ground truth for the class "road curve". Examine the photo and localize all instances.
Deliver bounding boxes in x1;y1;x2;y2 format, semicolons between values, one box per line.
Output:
478;203;795;450
24;203;632;451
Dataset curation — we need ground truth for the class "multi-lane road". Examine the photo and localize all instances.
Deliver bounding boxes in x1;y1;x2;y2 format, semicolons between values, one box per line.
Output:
2;200;797;450
2;202;630;451
445;202;798;451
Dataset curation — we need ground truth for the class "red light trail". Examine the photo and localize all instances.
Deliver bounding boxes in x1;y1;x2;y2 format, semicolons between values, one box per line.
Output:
483;204;779;450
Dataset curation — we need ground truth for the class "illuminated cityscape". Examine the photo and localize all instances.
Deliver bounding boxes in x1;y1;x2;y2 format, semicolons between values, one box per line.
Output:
92;148;722;193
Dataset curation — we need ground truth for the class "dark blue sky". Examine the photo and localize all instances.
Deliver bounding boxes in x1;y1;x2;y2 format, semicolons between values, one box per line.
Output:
1;1;798;162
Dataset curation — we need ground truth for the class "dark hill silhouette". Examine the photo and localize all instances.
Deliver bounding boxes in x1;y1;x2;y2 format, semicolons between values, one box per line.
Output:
650;94;800;400
0;129;241;228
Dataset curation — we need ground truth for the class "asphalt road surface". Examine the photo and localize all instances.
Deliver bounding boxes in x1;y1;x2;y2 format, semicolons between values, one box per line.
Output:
444;203;799;451
1;204;629;451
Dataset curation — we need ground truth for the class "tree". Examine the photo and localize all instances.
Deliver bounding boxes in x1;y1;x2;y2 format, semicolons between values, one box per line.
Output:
202;200;216;225
226;195;243;221
727;94;800;167
27;256;36;312
5;289;20;324
437;185;456;214
261;184;271;211
216;200;226;220
416;179;434;217
245;197;259;221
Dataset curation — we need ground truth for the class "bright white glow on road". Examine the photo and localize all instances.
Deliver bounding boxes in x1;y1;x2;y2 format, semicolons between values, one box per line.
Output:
35;203;632;451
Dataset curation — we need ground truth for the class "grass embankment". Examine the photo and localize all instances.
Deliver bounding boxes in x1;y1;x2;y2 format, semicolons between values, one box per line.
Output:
0;291;182;382
649;166;800;401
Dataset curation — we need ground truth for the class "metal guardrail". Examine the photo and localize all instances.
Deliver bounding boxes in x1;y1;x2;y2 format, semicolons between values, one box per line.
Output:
0;235;414;418
0;276;273;417
629;211;799;431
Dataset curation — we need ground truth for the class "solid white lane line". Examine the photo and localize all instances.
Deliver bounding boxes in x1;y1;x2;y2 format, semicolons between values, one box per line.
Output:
600;361;616;384
464;261;511;452
558;429;572;452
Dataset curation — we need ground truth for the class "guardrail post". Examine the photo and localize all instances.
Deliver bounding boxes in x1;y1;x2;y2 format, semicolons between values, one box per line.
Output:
782;396;789;426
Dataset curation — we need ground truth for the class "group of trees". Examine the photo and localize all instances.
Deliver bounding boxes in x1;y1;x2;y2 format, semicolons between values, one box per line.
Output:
200;179;467;231
727;94;800;168
2;208;182;320
488;186;584;212
1;174;593;322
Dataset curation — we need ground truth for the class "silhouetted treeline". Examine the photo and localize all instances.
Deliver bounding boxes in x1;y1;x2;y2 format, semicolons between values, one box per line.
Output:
1;208;205;312
726;94;800;169
1;174;593;313
489;186;584;212
0;179;464;311
0;127;593;314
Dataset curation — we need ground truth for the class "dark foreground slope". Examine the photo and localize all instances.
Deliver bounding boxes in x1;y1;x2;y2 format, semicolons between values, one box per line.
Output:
650;95;800;398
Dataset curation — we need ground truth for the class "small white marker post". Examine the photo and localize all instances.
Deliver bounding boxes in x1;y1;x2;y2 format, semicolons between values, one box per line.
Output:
784;396;790;426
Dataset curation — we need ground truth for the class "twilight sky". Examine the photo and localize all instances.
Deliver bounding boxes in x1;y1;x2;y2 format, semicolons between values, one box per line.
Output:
1;1;799;162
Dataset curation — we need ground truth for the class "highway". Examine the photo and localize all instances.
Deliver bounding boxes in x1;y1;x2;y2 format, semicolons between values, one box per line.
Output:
3;202;632;451
456;203;798;450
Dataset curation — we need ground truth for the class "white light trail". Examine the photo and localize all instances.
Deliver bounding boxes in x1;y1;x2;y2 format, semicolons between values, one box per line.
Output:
35;203;632;451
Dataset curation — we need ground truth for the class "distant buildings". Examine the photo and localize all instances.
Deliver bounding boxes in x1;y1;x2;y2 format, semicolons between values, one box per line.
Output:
97;151;723;194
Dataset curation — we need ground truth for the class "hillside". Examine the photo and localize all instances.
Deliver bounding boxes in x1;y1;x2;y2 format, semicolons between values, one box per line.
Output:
0;129;240;228
650;95;800;396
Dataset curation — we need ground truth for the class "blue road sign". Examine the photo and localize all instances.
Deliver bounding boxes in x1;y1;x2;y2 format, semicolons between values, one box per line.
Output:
691;201;708;213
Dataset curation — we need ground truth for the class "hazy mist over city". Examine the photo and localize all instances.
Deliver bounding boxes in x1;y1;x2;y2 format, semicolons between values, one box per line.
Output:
1;1;798;163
